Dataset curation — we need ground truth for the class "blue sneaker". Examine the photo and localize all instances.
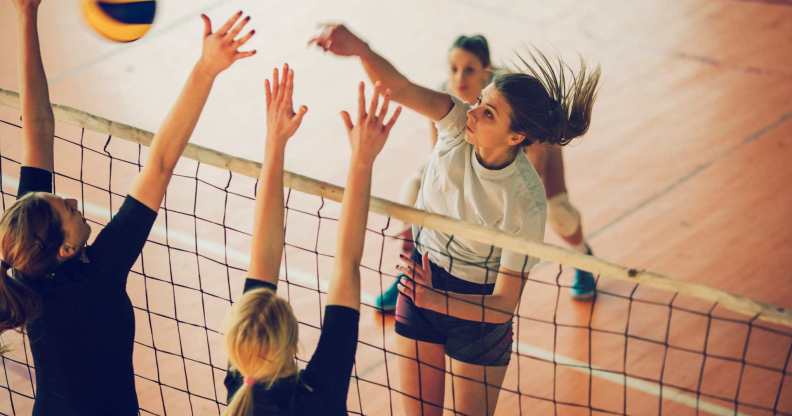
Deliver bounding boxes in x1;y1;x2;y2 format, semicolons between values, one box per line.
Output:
570;245;596;300
374;276;401;312
570;268;596;300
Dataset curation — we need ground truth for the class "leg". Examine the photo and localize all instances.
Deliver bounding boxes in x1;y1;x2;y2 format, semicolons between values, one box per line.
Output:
543;147;596;299
393;334;446;416
448;359;508;416
376;164;424;312
542;146;569;202
544;146;586;246
444;314;513;415
526;144;587;246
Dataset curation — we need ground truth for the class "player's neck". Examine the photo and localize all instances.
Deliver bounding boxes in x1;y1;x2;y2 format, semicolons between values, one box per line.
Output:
474;145;517;170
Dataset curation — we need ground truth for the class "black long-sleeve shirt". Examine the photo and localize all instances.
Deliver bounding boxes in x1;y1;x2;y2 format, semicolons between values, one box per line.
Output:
17;166;157;415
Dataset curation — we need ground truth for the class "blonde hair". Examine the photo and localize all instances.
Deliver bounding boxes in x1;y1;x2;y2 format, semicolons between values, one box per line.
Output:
224;288;299;416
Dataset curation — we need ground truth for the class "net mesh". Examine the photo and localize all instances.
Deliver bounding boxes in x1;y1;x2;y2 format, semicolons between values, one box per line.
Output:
0;104;791;415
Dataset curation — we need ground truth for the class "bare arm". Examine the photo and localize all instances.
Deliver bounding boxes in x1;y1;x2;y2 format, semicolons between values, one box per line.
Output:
328;82;402;310
310;24;452;122
247;65;307;283
129;12;256;212
14;0;54;171
398;255;526;324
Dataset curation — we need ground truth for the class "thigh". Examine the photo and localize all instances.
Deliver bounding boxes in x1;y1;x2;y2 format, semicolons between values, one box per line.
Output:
392;334;447;416
543;145;568;198
448;358;509;416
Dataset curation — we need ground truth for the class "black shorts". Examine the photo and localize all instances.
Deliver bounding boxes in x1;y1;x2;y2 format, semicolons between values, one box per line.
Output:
394;250;513;366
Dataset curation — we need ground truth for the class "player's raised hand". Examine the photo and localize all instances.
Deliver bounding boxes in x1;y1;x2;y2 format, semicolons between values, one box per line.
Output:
197;11;256;77
309;23;369;57
264;63;308;148
340;82;401;166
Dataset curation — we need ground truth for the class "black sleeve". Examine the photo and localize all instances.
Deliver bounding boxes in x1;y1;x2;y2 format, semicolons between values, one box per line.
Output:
302;305;360;407
87;195;157;288
17;166;52;198
224;369;243;404
243;278;277;293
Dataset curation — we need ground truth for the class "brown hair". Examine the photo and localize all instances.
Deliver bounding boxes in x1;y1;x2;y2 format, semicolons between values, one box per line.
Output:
0;192;64;351
451;34;491;68
495;49;601;146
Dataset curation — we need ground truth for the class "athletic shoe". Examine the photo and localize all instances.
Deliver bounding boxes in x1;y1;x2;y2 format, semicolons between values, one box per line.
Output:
374;276;400;312
570;245;596;300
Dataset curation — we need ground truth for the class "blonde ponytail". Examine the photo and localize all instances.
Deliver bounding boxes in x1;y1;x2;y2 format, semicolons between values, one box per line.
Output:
225;382;255;416
224;288;299;416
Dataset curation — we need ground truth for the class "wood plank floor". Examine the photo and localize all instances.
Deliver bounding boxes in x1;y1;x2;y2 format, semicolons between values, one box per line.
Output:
1;0;791;415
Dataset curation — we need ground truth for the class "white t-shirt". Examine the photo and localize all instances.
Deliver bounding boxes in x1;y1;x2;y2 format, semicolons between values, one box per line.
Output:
413;97;547;285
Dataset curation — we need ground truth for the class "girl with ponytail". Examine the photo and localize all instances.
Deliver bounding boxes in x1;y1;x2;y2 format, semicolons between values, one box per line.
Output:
222;66;401;415
377;35;599;313
311;25;600;415
1;3;257;414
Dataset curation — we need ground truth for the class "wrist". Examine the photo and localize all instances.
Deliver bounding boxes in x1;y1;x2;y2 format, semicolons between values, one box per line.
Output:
419;290;444;313
193;60;219;81
357;42;373;60
17;6;38;21
264;136;287;155
348;156;374;172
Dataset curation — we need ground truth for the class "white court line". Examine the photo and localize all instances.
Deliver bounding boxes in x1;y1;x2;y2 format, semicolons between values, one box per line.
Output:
1;176;744;415
513;342;746;416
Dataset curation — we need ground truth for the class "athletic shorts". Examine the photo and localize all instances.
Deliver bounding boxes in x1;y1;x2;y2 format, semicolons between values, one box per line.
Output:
394;250;513;366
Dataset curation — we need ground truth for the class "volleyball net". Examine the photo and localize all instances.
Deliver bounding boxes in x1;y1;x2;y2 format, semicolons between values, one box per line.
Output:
0;88;790;415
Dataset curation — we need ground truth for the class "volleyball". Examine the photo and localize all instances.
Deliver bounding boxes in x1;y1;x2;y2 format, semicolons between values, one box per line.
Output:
81;0;157;43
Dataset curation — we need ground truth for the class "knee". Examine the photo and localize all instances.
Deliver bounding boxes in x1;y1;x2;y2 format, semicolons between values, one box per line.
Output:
547;192;581;237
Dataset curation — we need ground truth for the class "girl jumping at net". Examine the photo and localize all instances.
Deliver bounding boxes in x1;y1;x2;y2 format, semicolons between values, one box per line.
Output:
0;4;256;414
311;25;599;415
222;66;401;415
375;34;598;312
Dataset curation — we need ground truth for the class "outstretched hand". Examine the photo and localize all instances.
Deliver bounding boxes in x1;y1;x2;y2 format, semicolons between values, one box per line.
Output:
340;82;401;166
265;63;307;148
308;23;369;57
197;11;256;77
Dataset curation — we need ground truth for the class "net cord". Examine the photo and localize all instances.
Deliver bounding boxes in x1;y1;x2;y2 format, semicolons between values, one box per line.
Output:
1;87;789;328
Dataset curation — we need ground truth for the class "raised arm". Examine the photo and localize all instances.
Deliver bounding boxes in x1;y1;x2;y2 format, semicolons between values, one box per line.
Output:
129;12;256;212
247;64;307;283
310;24;452;122
327;82;401;310
13;0;54;171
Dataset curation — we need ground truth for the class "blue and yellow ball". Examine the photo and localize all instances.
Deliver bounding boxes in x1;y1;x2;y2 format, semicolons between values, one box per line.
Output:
81;0;157;43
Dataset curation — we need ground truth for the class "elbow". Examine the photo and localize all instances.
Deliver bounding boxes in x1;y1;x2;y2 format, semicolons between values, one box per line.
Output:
149;158;176;178
334;257;362;275
388;78;414;100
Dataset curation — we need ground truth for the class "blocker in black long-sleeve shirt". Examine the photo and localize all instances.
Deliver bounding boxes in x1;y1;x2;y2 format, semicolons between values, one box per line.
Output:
225;278;360;416
16;166;157;416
